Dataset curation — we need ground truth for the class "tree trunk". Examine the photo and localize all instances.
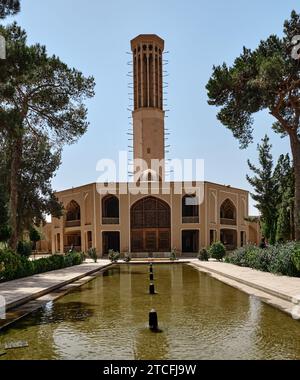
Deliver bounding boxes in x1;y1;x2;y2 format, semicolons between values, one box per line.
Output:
289;132;300;241
8;132;23;250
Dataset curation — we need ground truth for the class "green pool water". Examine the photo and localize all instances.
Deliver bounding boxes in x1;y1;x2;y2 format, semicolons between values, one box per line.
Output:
0;264;300;360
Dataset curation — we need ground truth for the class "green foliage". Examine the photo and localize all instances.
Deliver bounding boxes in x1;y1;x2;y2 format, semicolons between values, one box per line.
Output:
66;251;84;266
206;10;300;240
0;249;29;281
275;154;295;241
29;227;41;243
247;136;277;244
0;249;84;282
0;23;95;248
292;244;300;272
88;248;97;263
108;250;120;263
229;245;268;270
209;242;226;261
0;182;10;243
16;240;32;258
228;242;300;277
247;136;294;244
123;252;131;263
206;17;299;145
0;0;20;19
16;136;64;235
0;225;11;243
198;249;209;262
170;248;177;261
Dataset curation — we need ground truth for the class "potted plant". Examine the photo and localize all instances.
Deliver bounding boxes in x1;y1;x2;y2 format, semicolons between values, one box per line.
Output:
108;249;120;263
123;252;131;263
88;248;98;263
170;248;178;261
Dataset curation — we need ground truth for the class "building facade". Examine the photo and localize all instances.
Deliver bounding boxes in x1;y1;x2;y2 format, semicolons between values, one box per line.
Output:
50;181;260;257
46;34;260;257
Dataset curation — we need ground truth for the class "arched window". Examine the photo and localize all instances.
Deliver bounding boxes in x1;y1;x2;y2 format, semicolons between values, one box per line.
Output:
65;201;81;227
102;195;119;224
220;199;236;225
131;197;170;229
182;195;199;223
131;197;171;252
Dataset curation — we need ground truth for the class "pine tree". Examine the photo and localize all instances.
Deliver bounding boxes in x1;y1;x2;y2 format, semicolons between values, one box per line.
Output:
247;136;277;244
0;23;95;249
0;135;10;243
207;10;300;240
0;0;20;19
274;154;294;241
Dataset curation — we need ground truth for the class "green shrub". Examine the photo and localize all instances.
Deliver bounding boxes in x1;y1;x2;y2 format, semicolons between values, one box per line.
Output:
228;242;300;277
198;249;209;262
292;244;300;272
123;252;131;263
33;257;51;274
0;248;84;283
48;254;65;270
245;245;263;269
29;227;41;246
88;248;98;263
209;242;226;261
170;248;177;261
67;251;84;266
268;243;299;277
0;225;11;243
17;241;33;258
0;249;34;281
108;250;120;263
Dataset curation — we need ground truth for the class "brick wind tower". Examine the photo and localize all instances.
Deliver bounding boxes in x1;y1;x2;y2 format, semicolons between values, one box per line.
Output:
130;35;165;181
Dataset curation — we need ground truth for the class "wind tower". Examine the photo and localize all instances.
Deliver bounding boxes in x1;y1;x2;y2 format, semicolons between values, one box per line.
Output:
130;34;165;182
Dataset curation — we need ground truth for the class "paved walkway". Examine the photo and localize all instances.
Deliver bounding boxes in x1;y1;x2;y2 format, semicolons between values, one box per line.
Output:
0;260;111;310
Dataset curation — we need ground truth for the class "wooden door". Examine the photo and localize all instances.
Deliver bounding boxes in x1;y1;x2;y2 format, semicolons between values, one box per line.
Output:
145;230;157;252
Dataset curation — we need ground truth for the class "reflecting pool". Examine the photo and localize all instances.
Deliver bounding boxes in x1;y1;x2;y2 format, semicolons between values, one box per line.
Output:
0;264;300;360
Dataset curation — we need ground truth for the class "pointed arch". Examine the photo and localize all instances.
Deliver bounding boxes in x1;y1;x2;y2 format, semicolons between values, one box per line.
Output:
220;199;236;225
182;194;199;223
131;196;171;252
65;200;81;226
102;195;119;224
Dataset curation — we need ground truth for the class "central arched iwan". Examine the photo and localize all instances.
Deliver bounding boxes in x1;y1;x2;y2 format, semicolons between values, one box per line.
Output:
131;197;171;253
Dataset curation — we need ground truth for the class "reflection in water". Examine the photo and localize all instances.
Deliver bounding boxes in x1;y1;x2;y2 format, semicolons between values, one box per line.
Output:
0;264;300;360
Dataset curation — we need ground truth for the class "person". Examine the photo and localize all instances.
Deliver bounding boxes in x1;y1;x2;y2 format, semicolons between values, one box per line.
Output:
259;237;267;249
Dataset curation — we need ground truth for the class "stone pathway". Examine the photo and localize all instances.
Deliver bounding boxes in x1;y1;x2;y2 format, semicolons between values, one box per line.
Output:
0;260;111;311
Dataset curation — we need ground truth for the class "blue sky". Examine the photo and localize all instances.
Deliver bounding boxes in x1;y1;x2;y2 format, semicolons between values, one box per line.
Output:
6;0;300;214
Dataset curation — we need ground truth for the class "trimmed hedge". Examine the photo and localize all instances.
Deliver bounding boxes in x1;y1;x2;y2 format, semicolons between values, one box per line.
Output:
226;242;300;277
0;249;85;283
